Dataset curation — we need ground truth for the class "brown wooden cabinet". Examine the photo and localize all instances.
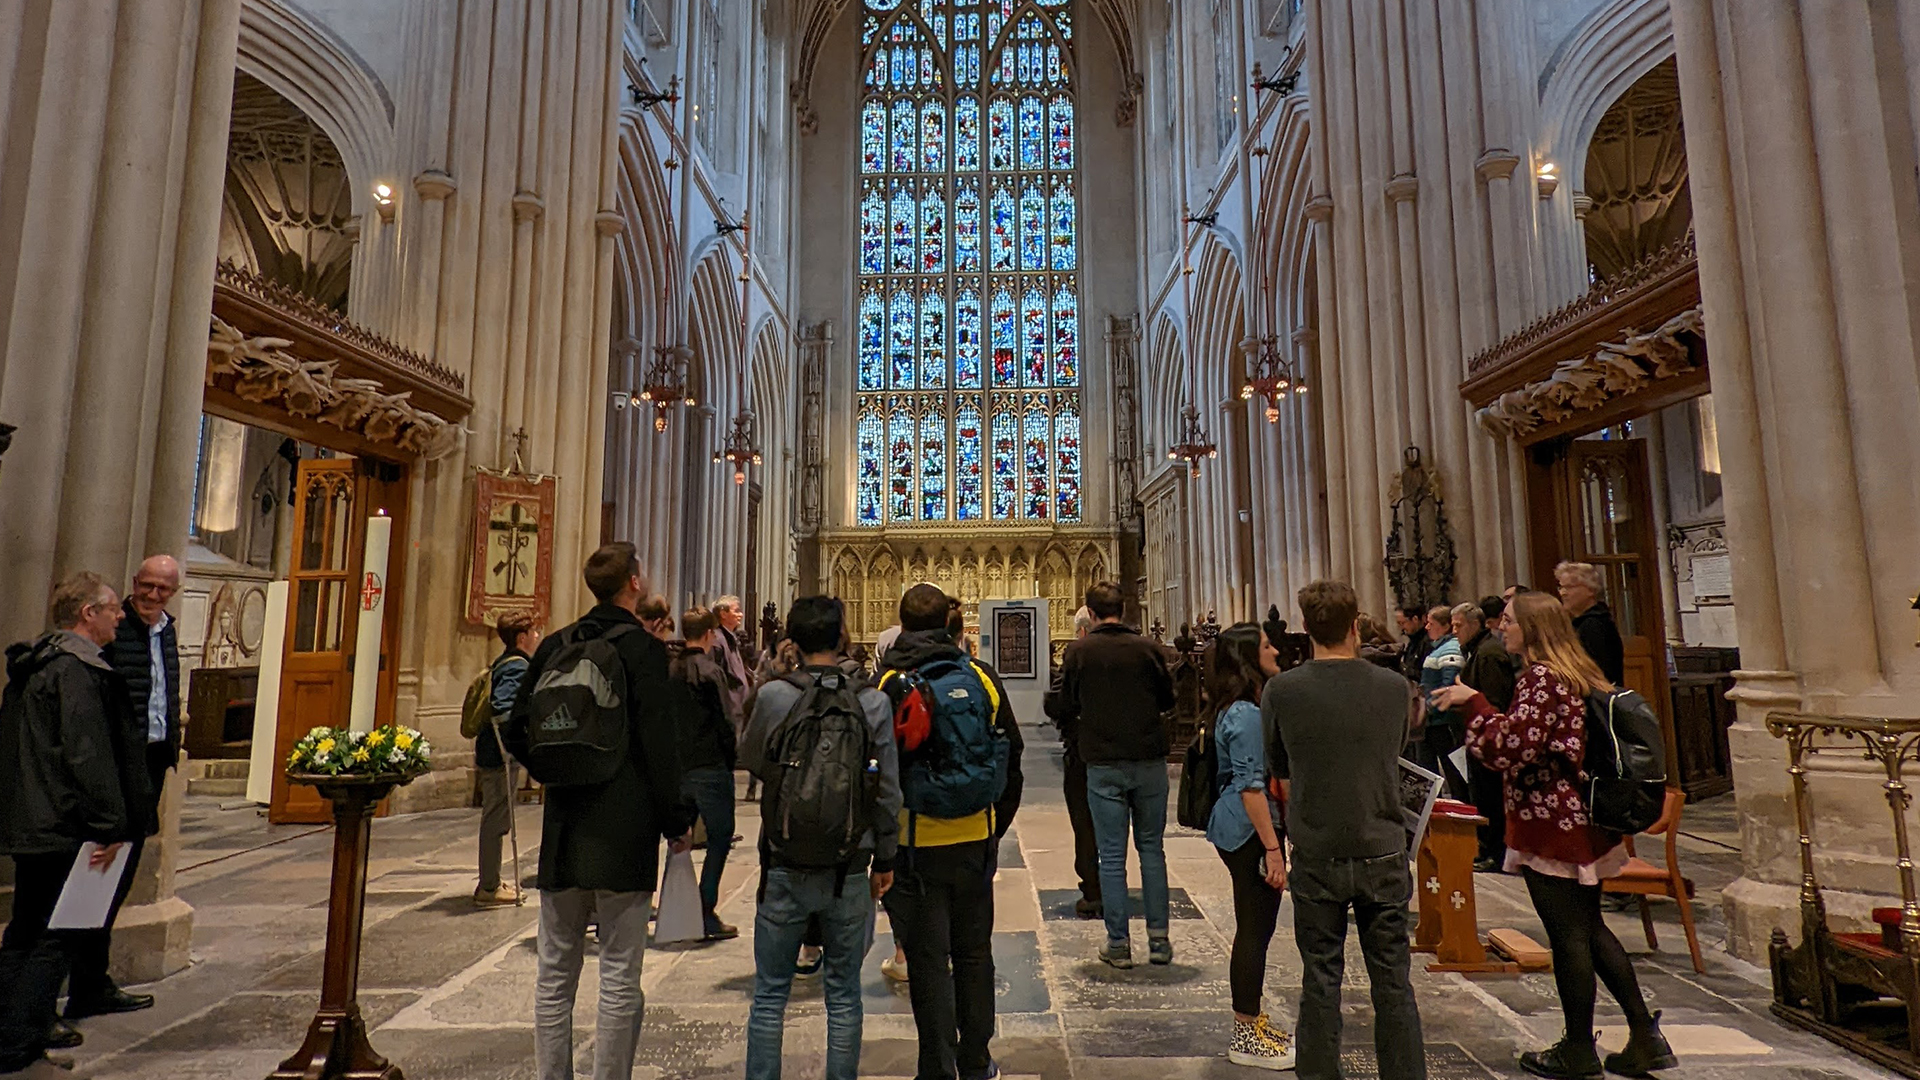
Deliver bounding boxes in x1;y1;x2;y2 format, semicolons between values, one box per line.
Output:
1669;646;1737;800
185;667;258;760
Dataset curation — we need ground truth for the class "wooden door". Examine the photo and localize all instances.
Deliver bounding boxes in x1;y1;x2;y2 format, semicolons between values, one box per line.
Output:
272;458;363;823
1562;439;1677;773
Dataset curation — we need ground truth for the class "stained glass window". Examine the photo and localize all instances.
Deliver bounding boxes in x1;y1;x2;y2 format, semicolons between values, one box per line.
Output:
857;403;884;525
856;0;1081;525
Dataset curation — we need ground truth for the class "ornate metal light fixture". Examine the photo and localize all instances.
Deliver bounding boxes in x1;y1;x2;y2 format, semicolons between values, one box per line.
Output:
713;408;762;486
714;248;761;486
1168;218;1216;478
1239;334;1309;423
635;343;694;432
628;73;679;110
1167;402;1217;478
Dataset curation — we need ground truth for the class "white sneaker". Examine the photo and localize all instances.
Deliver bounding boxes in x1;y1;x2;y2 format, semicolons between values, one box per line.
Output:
1228;1015;1296;1071
880;954;909;983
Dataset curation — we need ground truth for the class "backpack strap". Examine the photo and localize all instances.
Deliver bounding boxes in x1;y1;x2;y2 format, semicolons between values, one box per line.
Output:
966;660;1002;716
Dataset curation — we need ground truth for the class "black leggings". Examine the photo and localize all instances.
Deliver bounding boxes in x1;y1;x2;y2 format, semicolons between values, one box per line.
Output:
1219;836;1285;1017
1522;868;1653;1041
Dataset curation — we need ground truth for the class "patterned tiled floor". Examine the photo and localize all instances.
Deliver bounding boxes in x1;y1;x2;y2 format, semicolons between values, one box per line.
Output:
60;729;1903;1080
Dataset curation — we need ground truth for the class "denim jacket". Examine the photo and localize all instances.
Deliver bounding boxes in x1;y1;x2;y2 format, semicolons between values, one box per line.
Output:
1206;700;1277;852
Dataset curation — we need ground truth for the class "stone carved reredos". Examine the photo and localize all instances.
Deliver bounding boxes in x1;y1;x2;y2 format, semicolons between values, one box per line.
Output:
208;315;457;458
1475;305;1704;439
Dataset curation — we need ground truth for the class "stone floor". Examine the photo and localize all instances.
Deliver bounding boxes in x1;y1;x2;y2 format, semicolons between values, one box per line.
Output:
61;727;1901;1080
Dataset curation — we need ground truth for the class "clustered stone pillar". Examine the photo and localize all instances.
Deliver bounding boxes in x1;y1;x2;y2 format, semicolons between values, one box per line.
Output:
375;0;629;763
0;0;242;974
1670;0;1920;960
1302;0;1583;608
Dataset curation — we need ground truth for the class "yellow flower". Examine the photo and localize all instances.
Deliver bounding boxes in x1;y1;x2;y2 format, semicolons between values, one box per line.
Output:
353;747;371;762
316;738;336;755
366;729;387;745
394;731;414;750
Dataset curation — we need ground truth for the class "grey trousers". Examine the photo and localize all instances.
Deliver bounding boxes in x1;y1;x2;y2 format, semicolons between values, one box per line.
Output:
477;763;516;891
537;888;652;1080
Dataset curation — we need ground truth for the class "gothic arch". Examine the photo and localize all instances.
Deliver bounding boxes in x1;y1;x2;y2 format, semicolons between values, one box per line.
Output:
1145;312;1187;461
1538;0;1674;201
686;248;746;408
1191;237;1245;409
237;0;394;216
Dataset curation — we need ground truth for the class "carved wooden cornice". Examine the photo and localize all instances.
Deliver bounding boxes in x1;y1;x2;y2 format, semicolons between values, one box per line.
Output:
209;262;472;459
1472;305;1705;443
1465;234;1698;387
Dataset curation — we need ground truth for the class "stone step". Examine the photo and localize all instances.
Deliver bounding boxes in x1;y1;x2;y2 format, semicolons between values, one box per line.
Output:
188;758;251;781
186;777;249;798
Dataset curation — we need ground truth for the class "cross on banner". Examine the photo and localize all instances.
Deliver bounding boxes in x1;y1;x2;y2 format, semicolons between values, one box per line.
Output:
489;501;540;596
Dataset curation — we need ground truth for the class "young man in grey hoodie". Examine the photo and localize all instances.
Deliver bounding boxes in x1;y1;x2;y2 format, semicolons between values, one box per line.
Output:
740;596;901;1080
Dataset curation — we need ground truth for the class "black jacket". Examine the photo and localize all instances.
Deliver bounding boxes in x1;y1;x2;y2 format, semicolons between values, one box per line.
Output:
106;599;181;764
879;630;1024;837
1045;623;1175;764
1399;627;1433;685
1459;629;1518;712
1572;601;1626;686
0;632;147;853
670;645;737;771
503;604;697;892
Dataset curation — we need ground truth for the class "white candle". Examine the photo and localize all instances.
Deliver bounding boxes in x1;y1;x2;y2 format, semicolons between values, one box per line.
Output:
347;514;392;733
246;581;290;805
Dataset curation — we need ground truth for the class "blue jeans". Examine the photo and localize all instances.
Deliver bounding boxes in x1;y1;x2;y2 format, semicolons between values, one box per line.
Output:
746;865;873;1080
682;766;735;926
1086;760;1170;945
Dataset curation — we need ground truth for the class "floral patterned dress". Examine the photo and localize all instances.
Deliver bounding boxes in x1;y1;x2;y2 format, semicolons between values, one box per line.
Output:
1463;662;1625;883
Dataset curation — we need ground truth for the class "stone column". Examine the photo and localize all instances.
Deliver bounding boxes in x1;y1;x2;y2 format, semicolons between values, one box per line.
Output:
0;0;242;977
1671;0;1920;960
383;0;628;761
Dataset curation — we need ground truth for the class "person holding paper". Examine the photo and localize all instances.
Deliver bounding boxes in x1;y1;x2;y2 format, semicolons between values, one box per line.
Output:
0;572;143;1076
67;554;184;1021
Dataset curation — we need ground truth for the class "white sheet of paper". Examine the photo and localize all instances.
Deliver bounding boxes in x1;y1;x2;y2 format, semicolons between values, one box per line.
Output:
1448;745;1471;784
47;843;132;930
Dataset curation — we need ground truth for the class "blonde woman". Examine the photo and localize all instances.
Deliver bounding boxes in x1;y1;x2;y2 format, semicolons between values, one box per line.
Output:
1432;593;1675;1080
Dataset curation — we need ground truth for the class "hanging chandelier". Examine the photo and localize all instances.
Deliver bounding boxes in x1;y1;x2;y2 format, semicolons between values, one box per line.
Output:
635;343;695;432
1169;218;1216;478
1239;334;1309;423
714;254;761;486
713;409;762;486
1167;402;1217;478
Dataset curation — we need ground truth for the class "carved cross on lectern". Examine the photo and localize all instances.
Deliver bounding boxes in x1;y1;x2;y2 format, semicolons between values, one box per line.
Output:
490;501;539;596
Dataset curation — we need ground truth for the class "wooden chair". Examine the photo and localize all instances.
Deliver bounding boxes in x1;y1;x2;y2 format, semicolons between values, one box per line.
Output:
1601;788;1704;973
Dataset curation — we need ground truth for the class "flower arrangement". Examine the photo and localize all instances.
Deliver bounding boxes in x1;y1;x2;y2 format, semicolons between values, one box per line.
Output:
287;724;433;779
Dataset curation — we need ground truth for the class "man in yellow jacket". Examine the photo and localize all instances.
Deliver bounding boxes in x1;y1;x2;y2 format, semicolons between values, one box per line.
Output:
876;584;1024;1080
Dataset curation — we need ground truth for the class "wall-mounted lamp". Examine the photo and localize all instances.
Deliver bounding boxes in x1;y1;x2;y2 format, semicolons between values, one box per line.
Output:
629;74;680;111
373;182;395;222
1535;161;1560;199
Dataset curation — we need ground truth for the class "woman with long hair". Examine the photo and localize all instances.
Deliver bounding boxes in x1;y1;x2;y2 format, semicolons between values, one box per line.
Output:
1204;623;1294;1070
1432;593;1676;1079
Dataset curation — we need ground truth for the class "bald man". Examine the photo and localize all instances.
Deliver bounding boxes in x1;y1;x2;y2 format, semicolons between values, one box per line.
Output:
68;555;184;1019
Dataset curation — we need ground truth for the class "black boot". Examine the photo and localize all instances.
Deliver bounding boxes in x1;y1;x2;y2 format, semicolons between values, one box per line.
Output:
1604;1012;1678;1077
1520;1036;1603;1080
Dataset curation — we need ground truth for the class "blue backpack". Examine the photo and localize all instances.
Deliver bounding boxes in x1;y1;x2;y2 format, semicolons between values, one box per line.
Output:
892;657;1010;820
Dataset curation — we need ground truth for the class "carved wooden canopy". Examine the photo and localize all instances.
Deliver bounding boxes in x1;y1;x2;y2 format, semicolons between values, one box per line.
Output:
1461;236;1703;444
207;262;471;461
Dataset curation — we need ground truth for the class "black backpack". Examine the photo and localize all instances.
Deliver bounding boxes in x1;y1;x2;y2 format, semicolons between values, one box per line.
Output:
762;670;879;871
1176;719;1224;830
1582;687;1668;834
521;624;636;787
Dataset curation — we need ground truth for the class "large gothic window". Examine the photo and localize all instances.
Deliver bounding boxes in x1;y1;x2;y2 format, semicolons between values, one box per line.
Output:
855;0;1083;527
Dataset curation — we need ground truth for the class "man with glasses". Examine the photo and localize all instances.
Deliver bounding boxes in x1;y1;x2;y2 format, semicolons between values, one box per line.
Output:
71;555;185;1019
